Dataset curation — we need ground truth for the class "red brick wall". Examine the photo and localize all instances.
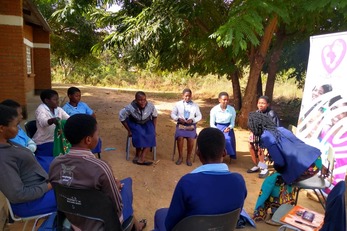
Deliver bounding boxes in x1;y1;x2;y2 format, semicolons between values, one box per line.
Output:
33;27;51;92
0;0;27;107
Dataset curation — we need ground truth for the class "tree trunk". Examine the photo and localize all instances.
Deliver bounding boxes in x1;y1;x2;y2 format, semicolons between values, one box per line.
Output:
230;69;242;111
265;28;286;102
257;74;263;98
237;15;278;129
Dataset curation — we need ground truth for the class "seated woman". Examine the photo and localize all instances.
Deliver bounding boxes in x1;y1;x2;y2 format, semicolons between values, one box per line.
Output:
119;91;157;165
171;88;202;166
248;112;322;184
33;89;70;156
253;172;295;223
210;92;237;160
1;99;37;153
0;105;56;217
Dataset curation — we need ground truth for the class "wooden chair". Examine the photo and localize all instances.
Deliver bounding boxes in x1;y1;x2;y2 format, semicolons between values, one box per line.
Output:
53;183;134;231
172;208;241;231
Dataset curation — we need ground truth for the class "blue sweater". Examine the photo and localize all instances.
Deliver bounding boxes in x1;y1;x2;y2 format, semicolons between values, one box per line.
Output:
165;170;247;231
261;127;321;184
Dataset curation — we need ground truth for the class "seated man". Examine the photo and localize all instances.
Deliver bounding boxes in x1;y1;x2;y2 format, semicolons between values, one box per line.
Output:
0;105;56;217
154;127;247;231
49;114;146;230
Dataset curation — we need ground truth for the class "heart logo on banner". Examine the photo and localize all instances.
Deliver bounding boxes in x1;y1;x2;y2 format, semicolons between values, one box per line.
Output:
321;39;347;74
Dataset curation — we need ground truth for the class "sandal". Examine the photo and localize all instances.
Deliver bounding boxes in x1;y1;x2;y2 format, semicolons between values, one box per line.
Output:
139;219;147;229
175;158;183;165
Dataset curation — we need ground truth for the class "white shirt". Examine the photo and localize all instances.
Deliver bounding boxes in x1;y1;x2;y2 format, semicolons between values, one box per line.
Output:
32;104;70;145
171;100;202;124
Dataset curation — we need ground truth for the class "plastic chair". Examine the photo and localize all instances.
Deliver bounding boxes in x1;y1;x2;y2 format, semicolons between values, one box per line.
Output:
24;120;37;139
172;208;241;231
172;137;197;162
53;183;134;231
5;197;52;231
125;136;156;161
292;145;335;210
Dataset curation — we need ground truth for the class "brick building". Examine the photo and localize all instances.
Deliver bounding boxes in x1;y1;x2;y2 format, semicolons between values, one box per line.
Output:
0;0;51;117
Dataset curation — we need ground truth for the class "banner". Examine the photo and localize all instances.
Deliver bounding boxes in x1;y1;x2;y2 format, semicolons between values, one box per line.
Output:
296;31;347;191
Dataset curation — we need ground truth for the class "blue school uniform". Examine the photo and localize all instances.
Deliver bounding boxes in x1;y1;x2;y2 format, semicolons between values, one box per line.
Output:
62;102;93;116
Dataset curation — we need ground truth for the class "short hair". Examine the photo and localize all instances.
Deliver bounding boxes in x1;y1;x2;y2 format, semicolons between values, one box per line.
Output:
64;114;97;145
182;88;192;95
0;105;18;126
135;91;146;99
258;95;270;103
40;89;59;102
197;127;225;161
1;99;20;109
218;92;229;98
67;87;81;96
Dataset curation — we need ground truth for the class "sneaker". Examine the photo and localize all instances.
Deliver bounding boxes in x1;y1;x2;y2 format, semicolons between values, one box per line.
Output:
259;169;269;178
247;166;260;173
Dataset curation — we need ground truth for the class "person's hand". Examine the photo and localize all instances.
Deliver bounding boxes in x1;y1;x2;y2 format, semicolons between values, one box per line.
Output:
128;131;132;137
224;127;231;133
186;119;193;124
115;179;124;191
47;182;53;190
48;117;60;125
178;118;186;124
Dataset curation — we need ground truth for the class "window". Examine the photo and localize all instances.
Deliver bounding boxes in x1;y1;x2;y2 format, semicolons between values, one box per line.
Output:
26;46;32;75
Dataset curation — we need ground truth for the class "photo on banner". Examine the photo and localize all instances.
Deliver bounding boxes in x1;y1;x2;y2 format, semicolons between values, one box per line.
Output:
296;31;347;193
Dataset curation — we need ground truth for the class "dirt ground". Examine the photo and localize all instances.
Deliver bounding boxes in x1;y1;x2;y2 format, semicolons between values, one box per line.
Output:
9;84;325;231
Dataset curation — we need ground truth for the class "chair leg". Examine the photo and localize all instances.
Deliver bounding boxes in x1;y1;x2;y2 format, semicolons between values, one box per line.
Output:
314;189;327;210
126;136;131;161
294;187;301;205
193;141;197;163
153;147;156;161
97;153;101;159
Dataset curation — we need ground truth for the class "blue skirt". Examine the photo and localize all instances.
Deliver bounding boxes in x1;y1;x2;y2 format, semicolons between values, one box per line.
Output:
174;124;197;139
127;119;156;148
216;123;236;158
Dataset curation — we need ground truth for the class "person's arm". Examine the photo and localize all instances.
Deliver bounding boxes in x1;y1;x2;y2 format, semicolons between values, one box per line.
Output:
119;107;132;136
27;138;37;153
83;102;96;118
0;156;49;203
36;105;54;127
170;103;179;121
192;104;202;123
229;106;237;129
165;180;186;231
209;107;217;128
59;107;70;120
254;173;277;210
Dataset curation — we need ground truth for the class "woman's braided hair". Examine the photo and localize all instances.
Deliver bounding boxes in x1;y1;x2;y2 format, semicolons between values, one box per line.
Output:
248;112;279;138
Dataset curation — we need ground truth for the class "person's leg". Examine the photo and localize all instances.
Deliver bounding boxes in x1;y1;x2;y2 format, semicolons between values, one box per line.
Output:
154;208;169;231
138;147;150;163
134;148;141;162
120;177;134;221
11;189;56;217
247;142;260;173
176;137;184;165
258;149;269;178
186;138;194;166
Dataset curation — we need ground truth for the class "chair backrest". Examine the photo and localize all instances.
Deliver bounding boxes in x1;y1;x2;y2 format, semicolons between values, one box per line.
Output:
320;181;346;231
172;208;241;231
53;183;123;231
324;145;335;184
24;120;37;139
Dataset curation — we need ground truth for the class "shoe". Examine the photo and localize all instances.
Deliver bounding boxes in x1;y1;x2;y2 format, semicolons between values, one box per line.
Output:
186;160;192;166
247;166;260;173
175;158;183;165
259;169;269;178
132;158;138;164
136;161;153;166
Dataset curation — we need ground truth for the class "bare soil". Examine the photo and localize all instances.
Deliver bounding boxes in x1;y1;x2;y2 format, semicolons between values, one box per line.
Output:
9;84;325;231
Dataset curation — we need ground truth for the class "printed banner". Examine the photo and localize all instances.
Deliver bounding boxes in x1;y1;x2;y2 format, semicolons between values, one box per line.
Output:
296;31;347;191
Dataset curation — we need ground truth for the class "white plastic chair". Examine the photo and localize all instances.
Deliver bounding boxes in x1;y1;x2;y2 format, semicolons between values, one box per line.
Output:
6;198;52;231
